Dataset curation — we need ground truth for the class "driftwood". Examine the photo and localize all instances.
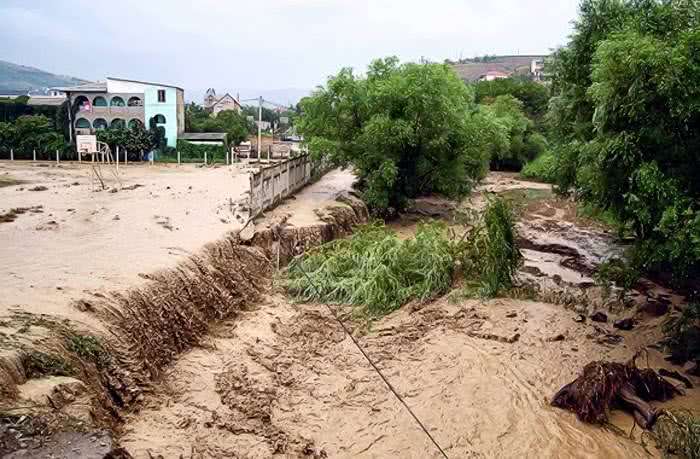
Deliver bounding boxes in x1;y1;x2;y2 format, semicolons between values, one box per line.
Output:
551;359;683;429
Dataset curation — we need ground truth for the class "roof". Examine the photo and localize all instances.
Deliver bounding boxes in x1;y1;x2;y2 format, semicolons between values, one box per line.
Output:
107;77;184;91
180;132;227;141
213;93;241;107
27;96;67;106
484;70;509;77
52;82;107;92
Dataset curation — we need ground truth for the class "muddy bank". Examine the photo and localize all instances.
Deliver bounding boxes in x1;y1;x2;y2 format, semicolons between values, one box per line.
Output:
0;172;368;457
117;172;699;458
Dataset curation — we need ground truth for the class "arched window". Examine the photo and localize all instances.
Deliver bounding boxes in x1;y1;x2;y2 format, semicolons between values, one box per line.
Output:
152;114;166;124
93;96;107;107
75;118;91;129
111;118;125;129
127;96;142;107
74;96;90;111
93;118;108;130
110;96;125;107
128;119;143;129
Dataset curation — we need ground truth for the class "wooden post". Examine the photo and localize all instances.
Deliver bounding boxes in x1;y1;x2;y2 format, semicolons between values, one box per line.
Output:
10;148;13;161
204;151;207;166
150;151;154;166
124;149;128;165
56;149;59;164
116;146;119;172
177;150;180;165
225;150;229;165
33;149;36;161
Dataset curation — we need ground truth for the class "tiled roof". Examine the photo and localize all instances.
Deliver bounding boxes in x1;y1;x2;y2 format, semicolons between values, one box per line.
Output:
52;82;107;92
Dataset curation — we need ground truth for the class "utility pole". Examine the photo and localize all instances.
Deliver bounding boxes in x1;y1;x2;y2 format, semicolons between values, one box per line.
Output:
258;96;263;162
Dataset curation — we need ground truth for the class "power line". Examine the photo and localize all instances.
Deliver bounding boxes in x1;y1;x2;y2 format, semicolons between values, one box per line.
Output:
295;263;450;459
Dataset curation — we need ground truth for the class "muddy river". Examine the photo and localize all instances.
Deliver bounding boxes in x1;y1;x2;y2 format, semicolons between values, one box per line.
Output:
118;173;699;458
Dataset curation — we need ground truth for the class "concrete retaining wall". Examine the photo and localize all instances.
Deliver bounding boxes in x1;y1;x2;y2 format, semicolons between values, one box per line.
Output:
247;154;313;217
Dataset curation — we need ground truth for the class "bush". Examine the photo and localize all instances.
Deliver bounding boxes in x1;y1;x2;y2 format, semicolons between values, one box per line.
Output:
462;198;522;297
521;151;557;183
663;303;700;367
174;139;226;163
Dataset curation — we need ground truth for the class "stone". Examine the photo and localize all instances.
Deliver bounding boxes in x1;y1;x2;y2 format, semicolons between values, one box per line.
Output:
613;318;635;330
574;314;586;323
641;301;670;317
590;311;608;323
547;333;566;342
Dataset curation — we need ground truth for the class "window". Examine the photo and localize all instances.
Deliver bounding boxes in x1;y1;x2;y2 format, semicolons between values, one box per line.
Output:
75;118;90;129
152;114;166;124
111;118;125;129
157;89;166;103
93;96;107;107
127;96;142;107
93;118;108;130
128;119;143;129
110;96;125;107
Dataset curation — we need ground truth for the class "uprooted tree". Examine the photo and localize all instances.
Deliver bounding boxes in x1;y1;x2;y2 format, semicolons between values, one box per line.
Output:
296;56;496;216
551;357;682;430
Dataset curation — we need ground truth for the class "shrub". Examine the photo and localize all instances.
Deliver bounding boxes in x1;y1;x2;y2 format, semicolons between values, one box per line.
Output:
654;410;700;459
521;151;557;183
663;303;700;366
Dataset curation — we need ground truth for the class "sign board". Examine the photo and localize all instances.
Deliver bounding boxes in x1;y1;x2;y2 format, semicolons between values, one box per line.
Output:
246;115;254;122
76;135;97;154
280;117;289;125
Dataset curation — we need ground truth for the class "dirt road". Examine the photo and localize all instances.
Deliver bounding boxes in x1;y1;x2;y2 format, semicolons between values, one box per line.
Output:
119;173;699;458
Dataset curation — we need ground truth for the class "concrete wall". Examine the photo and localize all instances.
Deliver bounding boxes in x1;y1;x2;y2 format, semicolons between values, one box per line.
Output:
144;86;178;148
246;155;315;218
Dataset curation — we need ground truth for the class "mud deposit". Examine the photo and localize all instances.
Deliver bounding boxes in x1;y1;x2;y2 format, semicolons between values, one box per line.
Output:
119;173;699;458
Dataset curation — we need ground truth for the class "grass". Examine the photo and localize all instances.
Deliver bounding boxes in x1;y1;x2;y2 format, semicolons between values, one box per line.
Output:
653;410;700;459
67;334;110;367
22;351;75;378
286;198;521;317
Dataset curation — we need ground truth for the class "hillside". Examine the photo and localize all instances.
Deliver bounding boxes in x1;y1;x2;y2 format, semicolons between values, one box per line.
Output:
451;55;546;82
0;60;87;94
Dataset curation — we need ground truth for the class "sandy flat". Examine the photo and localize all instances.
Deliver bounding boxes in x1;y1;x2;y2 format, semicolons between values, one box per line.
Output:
0;161;250;330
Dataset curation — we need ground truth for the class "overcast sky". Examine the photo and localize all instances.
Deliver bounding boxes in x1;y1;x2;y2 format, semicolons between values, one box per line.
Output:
1;0;580;101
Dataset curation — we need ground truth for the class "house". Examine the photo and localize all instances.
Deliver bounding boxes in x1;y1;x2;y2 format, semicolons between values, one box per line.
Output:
479;70;510;82
531;59;546;82
54;77;186;148
203;88;242;115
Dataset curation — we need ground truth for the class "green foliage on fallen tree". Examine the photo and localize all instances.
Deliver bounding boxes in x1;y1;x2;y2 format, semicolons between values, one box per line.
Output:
285;198;520;316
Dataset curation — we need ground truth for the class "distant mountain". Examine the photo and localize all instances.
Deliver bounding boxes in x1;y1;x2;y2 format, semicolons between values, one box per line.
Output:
450;55;547;82
0;60;87;94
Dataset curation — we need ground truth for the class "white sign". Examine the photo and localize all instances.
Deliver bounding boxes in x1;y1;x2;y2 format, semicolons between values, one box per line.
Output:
76;135;97;154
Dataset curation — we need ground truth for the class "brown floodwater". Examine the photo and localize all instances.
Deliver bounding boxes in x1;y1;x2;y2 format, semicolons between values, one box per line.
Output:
118;172;700;458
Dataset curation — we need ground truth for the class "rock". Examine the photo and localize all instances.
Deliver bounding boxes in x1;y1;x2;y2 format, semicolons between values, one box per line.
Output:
506;311;517;318
641;300;670;316
547;333;566;342
405;197;457;218
590;311;608;323
574;314;586;323
112;215;120;221
613;318;635;330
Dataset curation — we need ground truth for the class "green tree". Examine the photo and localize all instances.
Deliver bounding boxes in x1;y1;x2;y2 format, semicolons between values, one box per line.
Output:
297;57;492;215
549;0;700;284
474;78;550;121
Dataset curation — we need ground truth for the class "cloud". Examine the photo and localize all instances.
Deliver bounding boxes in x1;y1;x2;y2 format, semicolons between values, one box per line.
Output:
0;0;579;92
